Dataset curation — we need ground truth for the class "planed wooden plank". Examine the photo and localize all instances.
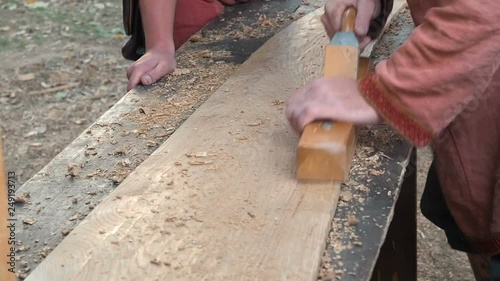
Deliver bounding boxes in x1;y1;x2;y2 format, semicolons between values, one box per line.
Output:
26;3;409;280
26;8;339;281
12;1;305;275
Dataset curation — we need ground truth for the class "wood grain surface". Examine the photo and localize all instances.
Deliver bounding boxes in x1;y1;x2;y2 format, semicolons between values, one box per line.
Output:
26;2;408;280
26;1;410;281
26;8;341;281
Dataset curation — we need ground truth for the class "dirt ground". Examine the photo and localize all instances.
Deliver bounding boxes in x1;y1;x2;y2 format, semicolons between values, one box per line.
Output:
0;0;129;185
0;0;474;280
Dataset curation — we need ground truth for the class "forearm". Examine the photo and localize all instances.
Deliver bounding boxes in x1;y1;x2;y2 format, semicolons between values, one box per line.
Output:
359;1;500;146
140;0;177;52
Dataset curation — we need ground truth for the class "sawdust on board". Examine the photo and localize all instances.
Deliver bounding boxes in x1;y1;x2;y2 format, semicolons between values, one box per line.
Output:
70;42;242;189
13;9;298;277
81;2;299;189
199;12;289;42
55;11;316;276
318;139;388;280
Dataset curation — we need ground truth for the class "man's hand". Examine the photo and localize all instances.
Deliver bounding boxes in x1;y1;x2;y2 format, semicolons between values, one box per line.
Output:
285;76;382;135
322;0;381;50
126;47;176;91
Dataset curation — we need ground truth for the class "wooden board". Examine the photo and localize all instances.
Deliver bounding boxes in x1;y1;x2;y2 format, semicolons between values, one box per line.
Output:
26;3;409;280
12;1;305;276
26;8;340;281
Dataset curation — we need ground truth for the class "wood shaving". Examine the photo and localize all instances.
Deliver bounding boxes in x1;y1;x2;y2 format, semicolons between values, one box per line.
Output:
188;160;213;166
172;68;191;76
185;152;208;158
246;119;264;126
66;163;80;177
23;218;36;225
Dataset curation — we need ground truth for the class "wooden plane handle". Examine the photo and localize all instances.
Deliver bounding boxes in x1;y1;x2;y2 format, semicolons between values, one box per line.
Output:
341;7;357;32
296;58;371;181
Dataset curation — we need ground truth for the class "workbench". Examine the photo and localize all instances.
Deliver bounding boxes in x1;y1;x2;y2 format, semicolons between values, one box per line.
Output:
11;1;416;280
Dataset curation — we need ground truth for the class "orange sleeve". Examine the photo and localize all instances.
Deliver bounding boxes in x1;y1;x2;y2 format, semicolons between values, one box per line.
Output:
359;0;500;146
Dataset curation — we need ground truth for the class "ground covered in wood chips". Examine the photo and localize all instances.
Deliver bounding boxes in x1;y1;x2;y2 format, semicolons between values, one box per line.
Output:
0;0;474;280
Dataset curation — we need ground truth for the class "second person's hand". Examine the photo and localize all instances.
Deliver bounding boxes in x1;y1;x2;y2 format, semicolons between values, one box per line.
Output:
126;46;177;91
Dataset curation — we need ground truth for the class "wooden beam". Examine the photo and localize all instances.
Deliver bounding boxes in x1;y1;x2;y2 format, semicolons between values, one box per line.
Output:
26;4;408;281
12;1;306;274
25;8;342;281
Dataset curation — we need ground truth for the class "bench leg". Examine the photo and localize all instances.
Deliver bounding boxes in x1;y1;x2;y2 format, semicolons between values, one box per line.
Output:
370;148;417;281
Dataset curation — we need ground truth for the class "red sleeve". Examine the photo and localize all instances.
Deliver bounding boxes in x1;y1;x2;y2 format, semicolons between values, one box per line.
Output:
358;0;500;146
